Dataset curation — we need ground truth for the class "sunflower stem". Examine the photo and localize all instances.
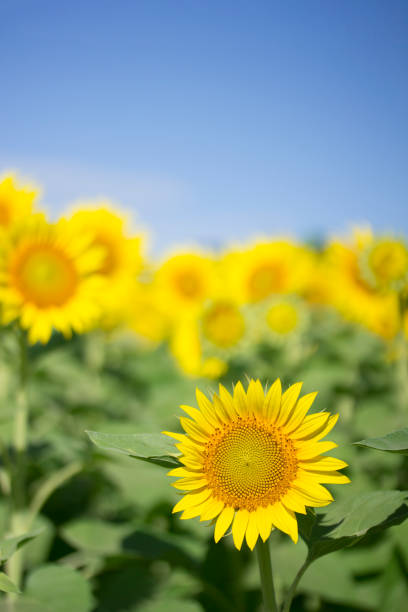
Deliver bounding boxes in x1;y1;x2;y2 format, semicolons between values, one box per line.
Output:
281;557;309;612
256;540;278;612
7;329;29;603
396;292;408;413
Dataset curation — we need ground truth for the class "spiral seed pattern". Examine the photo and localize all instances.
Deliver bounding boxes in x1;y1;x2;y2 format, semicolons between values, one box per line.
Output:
203;415;298;511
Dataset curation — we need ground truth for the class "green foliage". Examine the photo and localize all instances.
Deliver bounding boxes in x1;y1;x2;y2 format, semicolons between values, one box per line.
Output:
86;431;181;468
0;315;407;611
354;428;408;455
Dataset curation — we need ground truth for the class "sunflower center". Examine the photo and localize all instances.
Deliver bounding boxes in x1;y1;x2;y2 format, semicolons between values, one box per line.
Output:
248;263;285;301
94;234;119;275
0;200;10;225
202;302;245;347
12;245;78;307
173;270;203;300
203;417;297;511
267;303;298;335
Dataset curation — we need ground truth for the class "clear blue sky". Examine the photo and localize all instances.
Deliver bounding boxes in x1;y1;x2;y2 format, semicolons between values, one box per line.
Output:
1;0;407;253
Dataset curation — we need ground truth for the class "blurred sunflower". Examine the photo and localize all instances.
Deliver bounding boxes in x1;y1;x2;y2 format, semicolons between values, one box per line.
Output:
156;252;214;313
166;379;349;550
0;174;38;230
361;238;408;292
226;241;311;304
200;299;249;355
0;215;103;343
263;299;307;343
68;205;144;280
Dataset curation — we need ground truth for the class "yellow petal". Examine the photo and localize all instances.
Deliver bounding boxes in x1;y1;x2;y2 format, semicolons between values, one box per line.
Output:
296;441;338;460
232;509;250;550
301;470;350;485
214;506;235;543
172;489;211;514
180;417;209;443
256;506;274;542
172;478;208;490
213;394;232;423
284;392;318;434
263;378;282;421
196;389;220;428
162;431;185;442
218;384;238;418
245;512;259;550
167;466;201;478
180;405;213;433
233;382;248;416
292;479;333;501
276;382;303;427
290;412;331;440
200;498;225;521
247;379;265;415
180;497;214;520
282;490;307;514
302;456;348;472
291;485;333;507
179;456;203;469
268;503;298;543
306;414;339;442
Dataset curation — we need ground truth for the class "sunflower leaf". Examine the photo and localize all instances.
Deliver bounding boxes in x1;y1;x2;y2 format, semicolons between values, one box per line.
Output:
0;530;43;563
299;490;408;562
86;431;182;468
0;571;20;594
353;428;408;455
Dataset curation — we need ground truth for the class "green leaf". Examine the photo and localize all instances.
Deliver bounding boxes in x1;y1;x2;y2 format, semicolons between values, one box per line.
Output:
0;530;43;563
299;490;408;562
139;599;203;612
23;564;94;612
354;428;408;455
61;519;129;555
86;431;181;468
0;571;20;594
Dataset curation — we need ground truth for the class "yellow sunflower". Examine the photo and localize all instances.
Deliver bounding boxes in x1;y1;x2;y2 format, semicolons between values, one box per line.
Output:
165;379;349;550
0;214;103;343
225;241;312;304
362;238;408;292
68;205;144;280
155;252;215;313
0;174;38;230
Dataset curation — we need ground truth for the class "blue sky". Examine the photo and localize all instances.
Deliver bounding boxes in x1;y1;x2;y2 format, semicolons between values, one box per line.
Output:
1;0;407;254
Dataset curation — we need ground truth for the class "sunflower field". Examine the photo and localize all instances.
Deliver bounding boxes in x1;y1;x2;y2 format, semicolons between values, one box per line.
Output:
0;172;407;612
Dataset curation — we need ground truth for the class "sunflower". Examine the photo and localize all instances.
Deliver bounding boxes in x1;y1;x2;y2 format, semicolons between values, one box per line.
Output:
0;174;38;230
156;252;214;313
362;238;408;292
67;205;144;280
165;379;349;550
0;215;103;343
225;241;312;304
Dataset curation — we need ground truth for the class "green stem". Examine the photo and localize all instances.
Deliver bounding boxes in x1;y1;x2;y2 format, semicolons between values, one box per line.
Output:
7;330;29;600
256;540;278;612
281;557;310;612
396;292;408;413
27;461;83;529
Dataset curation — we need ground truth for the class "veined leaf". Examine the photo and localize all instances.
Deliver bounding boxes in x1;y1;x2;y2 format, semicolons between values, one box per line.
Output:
354;428;408;455
86;431;181;468
0;571;20;594
299;490;408;562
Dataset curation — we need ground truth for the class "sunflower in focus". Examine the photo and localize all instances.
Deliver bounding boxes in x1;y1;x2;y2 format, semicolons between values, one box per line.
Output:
0;174;38;230
166;379;349;550
0;215;103;343
156;252;214;313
